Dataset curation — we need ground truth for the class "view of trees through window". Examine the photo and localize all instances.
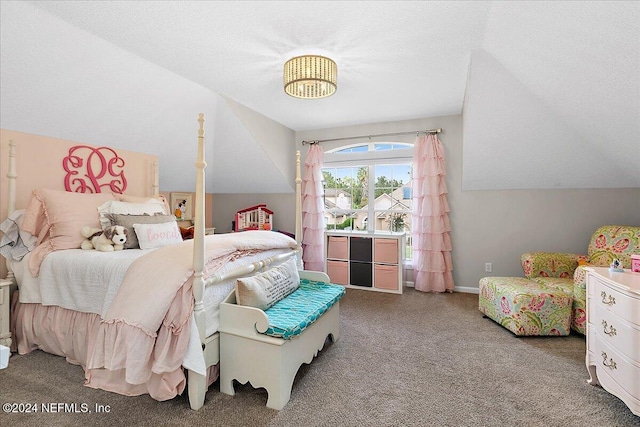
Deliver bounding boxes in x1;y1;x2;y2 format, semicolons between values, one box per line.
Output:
321;142;413;259
322;167;406;209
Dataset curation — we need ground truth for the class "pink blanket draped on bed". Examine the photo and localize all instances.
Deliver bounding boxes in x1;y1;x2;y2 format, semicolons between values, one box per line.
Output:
85;230;297;395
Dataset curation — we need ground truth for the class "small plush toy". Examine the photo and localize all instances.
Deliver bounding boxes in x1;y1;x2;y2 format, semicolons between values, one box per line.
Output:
81;225;128;252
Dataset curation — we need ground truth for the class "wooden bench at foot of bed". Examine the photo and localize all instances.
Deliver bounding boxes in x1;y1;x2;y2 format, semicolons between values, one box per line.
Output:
218;270;344;410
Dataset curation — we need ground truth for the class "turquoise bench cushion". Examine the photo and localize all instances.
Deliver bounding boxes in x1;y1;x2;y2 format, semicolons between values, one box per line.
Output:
262;279;346;340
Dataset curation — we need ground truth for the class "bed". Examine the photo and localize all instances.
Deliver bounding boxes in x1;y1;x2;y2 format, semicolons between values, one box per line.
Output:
0;114;304;410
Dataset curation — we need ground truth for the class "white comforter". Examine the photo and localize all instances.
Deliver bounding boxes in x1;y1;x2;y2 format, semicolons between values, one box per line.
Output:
15;249;147;317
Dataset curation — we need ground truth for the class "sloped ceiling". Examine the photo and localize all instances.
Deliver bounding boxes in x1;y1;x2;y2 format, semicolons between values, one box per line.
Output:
463;1;640;189
211;96;294;193
27;0;491;131
0;1;293;194
3;1;639;191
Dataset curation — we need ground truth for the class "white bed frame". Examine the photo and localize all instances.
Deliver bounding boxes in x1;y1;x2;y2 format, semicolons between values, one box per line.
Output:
3;113;305;410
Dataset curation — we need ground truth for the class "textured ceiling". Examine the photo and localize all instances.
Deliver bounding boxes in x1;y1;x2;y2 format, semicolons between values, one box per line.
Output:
28;1;639;135
29;0;491;131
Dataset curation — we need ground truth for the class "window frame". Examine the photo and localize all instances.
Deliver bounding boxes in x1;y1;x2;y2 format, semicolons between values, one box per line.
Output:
322;142;414;260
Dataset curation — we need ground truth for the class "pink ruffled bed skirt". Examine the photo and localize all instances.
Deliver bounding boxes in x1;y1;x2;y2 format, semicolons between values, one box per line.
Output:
10;292;218;402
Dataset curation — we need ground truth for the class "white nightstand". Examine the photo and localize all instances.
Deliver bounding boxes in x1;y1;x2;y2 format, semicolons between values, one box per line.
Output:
0;279;12;352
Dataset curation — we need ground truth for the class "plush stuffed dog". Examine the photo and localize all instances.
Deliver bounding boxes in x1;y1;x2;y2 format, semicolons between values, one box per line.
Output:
81;225;128;252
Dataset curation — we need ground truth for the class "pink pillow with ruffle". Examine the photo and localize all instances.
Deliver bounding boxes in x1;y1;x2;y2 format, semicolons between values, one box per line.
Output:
23;189;116;276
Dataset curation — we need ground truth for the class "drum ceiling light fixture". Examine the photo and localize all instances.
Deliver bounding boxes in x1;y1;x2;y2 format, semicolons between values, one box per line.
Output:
283;55;337;99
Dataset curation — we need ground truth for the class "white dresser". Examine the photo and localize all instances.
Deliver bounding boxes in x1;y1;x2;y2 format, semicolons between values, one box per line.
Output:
585;267;639;416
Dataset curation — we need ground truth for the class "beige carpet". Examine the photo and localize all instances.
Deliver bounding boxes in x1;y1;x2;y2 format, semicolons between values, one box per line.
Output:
1;288;638;427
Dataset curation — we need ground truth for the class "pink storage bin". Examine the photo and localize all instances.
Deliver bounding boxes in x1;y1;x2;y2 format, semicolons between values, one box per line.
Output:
631;254;640;273
327;236;349;260
327;260;349;285
374;238;398;264
374;264;399;290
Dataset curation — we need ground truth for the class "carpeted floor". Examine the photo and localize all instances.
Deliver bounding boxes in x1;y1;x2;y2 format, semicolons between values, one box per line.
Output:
1;287;638;427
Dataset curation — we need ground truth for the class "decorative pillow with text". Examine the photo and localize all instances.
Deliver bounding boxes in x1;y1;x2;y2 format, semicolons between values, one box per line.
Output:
236;257;300;310
133;221;183;250
106;213;176;249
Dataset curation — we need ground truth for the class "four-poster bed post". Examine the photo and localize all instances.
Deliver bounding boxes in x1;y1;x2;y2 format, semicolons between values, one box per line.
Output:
187;113;209;409
5;140;17;285
192;113;207;346
186;114;304;410
295;150;303;269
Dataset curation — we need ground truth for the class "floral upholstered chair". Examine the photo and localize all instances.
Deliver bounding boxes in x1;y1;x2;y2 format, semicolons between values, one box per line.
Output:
521;225;640;334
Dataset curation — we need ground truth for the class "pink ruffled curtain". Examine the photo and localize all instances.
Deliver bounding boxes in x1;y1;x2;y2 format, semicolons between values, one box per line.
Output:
412;134;454;292
301;144;325;271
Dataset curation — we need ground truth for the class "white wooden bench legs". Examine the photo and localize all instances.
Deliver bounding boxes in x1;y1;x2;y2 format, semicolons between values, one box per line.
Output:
220;303;340;410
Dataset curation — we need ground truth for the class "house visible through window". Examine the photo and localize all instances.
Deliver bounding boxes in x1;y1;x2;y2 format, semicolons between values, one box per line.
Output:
322;142;413;260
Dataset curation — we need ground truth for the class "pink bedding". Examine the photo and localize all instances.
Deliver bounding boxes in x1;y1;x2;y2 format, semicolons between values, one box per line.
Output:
11;296;195;400
12;230;297;401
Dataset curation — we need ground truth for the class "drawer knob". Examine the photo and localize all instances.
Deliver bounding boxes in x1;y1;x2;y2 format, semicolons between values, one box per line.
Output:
600;291;616;306
601;320;617;337
601;351;617;370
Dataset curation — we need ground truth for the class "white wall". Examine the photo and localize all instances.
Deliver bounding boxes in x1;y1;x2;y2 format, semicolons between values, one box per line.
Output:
222;97;296;190
297;115;640;290
0;1;219;193
463;1;640;190
0;2;295;196
211;96;295;194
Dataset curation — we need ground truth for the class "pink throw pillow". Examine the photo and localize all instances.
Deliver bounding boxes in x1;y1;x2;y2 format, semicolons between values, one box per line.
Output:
24;189;116;276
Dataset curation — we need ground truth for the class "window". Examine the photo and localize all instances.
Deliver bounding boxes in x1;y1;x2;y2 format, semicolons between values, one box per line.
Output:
322;142;413;260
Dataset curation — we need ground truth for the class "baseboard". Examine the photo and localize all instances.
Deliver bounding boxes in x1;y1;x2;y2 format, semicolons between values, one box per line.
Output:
453;286;479;294
404;281;479;294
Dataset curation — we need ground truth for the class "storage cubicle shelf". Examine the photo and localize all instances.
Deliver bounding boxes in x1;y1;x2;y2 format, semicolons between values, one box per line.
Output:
325;230;405;294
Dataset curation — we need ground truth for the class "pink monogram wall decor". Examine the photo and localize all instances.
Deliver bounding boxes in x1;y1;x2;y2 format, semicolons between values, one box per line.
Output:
63;145;128;193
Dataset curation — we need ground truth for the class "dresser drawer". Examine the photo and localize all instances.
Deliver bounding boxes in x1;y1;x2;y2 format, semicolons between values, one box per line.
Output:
594;303;640;363
592;275;640;327
326;260;349;285
593;335;640;398
373;238;398;264
327;236;349;260
374;264;399;290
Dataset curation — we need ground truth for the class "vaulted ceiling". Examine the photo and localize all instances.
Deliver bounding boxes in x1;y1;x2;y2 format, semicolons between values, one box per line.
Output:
3;1;639;191
28;1;639;129
28;0;491;131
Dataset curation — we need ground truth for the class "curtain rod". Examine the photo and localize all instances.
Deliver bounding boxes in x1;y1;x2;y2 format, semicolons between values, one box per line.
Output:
301;128;442;145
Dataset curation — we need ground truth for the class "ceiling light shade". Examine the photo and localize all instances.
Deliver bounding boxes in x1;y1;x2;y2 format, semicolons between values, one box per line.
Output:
284;55;337;99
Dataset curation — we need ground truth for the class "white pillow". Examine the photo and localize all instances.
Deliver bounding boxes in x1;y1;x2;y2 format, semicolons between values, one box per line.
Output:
98;200;166;229
235;257;300;310
133;221;183;250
